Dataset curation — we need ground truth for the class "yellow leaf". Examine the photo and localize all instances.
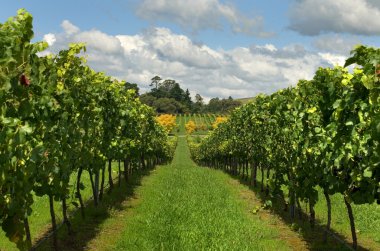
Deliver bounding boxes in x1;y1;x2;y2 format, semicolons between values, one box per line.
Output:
307;107;317;113
57;81;64;91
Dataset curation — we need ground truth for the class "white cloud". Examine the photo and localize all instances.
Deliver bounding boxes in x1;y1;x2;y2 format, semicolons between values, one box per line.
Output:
44;21;345;101
74;30;123;54
142;27;220;69
43;33;56;46
313;34;361;55
289;0;380;36
318;53;346;66
255;44;277;52
116;34;146;55
61;20;80;35
136;0;273;37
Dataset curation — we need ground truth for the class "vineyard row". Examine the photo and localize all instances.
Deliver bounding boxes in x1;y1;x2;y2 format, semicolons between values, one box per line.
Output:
189;45;380;249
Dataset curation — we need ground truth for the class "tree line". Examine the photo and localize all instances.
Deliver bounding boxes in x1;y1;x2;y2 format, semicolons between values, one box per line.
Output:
139;76;241;114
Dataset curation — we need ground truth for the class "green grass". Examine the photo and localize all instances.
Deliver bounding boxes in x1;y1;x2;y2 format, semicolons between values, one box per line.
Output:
112;137;290;251
34;165;150;251
178;114;186;135
0;163;120;251
313;190;380;246
173;115;180;134
236;97;255;104
250;168;380;250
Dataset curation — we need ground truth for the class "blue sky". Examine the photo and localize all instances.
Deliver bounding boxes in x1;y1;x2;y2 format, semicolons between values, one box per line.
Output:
1;0;380;100
1;0;292;48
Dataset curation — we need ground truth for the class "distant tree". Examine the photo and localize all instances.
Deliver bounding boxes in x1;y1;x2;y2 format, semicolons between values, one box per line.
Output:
140;93;157;106
195;93;204;104
169;83;185;102
160;79;176;92
151;79;177;99
153;98;184;114
143;76;243;114
150;75;162;89
192;93;204;112
220;98;240;112
151;87;166;99
124;81;139;96
184;88;192;106
207;97;221;113
203;96;240;113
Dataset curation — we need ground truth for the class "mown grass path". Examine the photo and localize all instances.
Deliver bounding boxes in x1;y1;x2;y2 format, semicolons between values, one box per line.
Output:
100;137;298;251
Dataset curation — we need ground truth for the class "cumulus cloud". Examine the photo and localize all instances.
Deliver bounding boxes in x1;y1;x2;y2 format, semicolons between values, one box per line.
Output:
61;20;80;35
318;53;347;67
44;21;345;100
289;0;380;36
74;30;124;54
136;0;273;37
135;27;220;69
43;33;56;46
313;34;361;55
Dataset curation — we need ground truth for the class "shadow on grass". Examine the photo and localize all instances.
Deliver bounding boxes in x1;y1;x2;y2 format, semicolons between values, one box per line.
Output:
225;171;368;251
32;167;154;251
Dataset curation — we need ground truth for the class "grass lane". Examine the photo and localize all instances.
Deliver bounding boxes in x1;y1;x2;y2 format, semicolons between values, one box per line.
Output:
111;137;291;251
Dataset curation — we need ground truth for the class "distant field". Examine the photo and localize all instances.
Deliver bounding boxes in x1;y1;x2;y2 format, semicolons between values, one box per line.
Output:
236;97;255;104
176;113;218;135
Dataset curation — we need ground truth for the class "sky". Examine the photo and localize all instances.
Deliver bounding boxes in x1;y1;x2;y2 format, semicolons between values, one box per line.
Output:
1;0;380;101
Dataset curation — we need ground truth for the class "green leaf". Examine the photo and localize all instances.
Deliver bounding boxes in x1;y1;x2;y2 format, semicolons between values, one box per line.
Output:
361;75;374;90
344;56;357;67
363;168;372;178
251;206;261;214
19;123;33;134
307;107;317;113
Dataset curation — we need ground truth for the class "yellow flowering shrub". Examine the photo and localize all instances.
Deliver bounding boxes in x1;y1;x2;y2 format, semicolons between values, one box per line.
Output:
212;116;227;129
156;114;177;133
185;120;196;134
